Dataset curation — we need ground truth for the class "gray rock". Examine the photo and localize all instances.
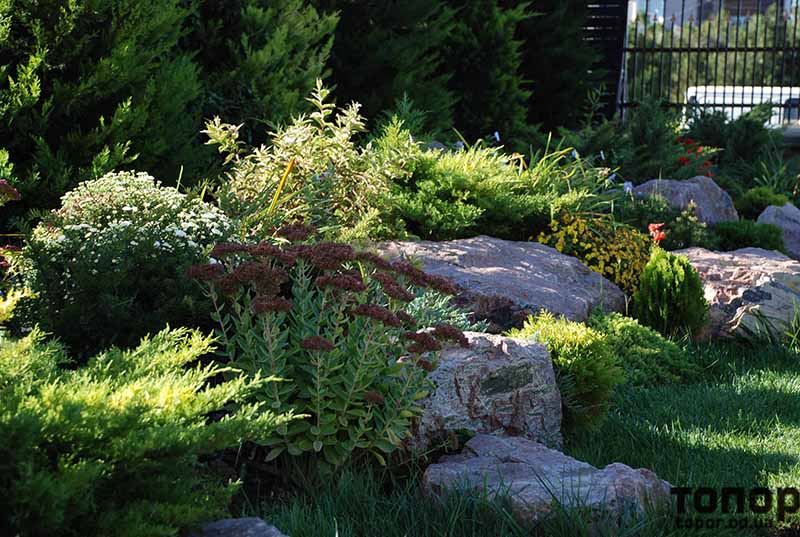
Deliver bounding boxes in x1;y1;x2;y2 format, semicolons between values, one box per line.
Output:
758;203;800;259
191;518;288;537
379;236;625;331
426;140;449;152
422;435;671;525
677;247;800;340
412;332;562;452
633;176;738;224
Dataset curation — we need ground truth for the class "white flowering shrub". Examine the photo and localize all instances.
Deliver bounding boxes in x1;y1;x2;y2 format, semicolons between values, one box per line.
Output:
21;171;234;355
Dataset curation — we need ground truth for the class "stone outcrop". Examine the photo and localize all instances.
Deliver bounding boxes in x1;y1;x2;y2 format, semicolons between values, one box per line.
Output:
190;518;288;537
633;176;738;224
412;332;562;452
379;235;625;331
422;434;671;525
758;202;800;259
677;247;800;339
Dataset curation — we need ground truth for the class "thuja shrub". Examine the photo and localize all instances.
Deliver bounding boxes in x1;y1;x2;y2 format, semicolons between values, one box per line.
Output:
508;312;623;429
538;212;651;295
0;328;291;537
21;171;234;355
189;226;467;471
632;247;708;337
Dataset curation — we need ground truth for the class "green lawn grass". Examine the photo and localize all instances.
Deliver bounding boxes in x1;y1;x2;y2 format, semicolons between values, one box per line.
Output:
568;343;800;536
255;343;800;537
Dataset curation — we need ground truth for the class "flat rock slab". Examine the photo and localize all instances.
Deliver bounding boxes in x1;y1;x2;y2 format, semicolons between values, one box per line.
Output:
633;176;738;224
412;332;562;452
758;203;800;259
678;247;800;339
423;435;670;525
379;235;625;331
191;518;288;537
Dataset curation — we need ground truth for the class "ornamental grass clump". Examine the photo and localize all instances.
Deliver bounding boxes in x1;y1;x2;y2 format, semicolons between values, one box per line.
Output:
0;327;291;537
20;171;235;356
189;233;466;472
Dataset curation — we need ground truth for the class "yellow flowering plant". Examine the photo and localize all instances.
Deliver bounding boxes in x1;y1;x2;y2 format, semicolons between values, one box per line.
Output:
538;212;651;295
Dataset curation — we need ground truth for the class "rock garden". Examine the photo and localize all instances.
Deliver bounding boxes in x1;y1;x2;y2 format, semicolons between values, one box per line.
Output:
3;4;800;537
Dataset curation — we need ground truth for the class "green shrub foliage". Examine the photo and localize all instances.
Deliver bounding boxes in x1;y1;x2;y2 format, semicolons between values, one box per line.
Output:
508;0;602;131
0;328;290;537
190;0;337;146
734;186;789;221
311;0;456;133
207;82;398;240
191;233;467;471
509;312;624;429
633;248;709;337
713;220;786;253
442;0;535;148
0;0;336;225
588;312;698;387
389;140;609;241
21;171;234;356
0;0;205;221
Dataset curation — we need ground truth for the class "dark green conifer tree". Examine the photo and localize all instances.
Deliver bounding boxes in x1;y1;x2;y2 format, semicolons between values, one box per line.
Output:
312;0;457;133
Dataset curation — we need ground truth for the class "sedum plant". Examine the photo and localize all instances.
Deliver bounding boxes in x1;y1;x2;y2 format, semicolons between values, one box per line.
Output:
189;225;467;472
538;212;651;295
20;170;234;356
0;327;291;537
632;247;708;337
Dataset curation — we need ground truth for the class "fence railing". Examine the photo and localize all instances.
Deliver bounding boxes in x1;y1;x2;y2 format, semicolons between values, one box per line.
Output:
620;0;800;124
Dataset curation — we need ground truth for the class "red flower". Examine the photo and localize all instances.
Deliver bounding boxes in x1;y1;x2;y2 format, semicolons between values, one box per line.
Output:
678;156;690;166
702;160;712;168
648;223;666;245
695;146;704;154
682;137;696;146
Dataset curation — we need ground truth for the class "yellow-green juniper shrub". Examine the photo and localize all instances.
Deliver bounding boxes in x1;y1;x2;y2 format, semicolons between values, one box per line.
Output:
0;327;291;537
588;311;699;387
508;312;624;429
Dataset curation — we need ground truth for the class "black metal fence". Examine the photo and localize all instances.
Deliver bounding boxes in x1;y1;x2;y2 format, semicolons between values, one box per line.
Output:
620;0;800;123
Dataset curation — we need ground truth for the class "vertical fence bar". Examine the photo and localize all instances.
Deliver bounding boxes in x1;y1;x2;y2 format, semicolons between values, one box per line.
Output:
680;0;688;111
631;0;641;106
641;0;651;102
751;0;762;114
685;2;694;107
667;13;677;102
705;0;716;111
770;0;781;113
694;0;706;111
732;0;743;119
761;1;769;104
658;0;667;100
715;0;725;105
793;1;800;90
723;0;732;119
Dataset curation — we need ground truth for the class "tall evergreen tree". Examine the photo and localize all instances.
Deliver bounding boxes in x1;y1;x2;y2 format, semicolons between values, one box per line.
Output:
190;0;338;145
0;0;338;224
312;0;457;132
0;0;202;219
507;0;602;132
442;0;536;149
